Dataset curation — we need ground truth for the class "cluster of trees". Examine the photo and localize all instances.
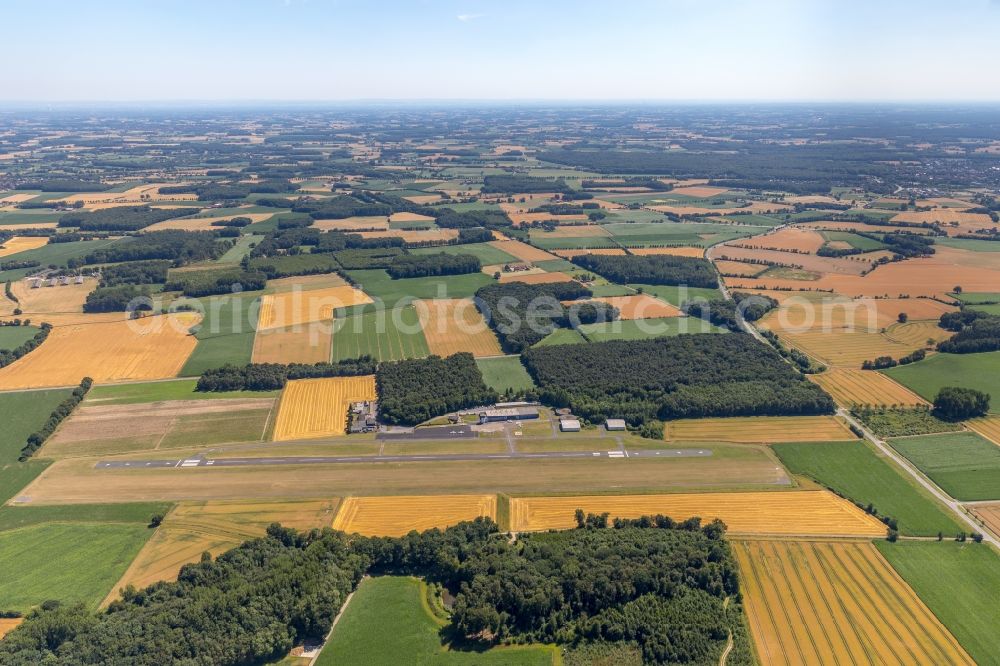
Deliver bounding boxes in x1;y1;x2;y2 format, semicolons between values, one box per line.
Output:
880;232;935;258
582;178;673;191
98;260;171;287
20;377;91;460
83;285;153;313
164;269;267;298
376;353;496;425
0;259;40;271
386;252;480;279
245;254;339;279
57;206;188;231
0;517;745;666
455;227;493;244
682;292;777;332
861;349;925;370
292;194;392;219
480;175;575;195
434;209;511;229
937;311;1000;354
933;387;991;421
17;179;109;192
522;334;835;425
210;216;252;228
82;230;227;265
160;180;298;201
474;281;593;352
0;323;49;368
196;358;377;392
330;247;404;270
572;254;718;289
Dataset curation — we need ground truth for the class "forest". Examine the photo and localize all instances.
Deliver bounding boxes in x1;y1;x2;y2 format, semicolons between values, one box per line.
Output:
80;231;227;265
480;175;575;195
0;517;748;666
572;254;718;289
937;311;1000;353
682;292;777;332
57;206;189;232
385;252;481;279
196;359;377;391
97;260;171;287
376;353;496;425
475;281;593;352
522;334;835;425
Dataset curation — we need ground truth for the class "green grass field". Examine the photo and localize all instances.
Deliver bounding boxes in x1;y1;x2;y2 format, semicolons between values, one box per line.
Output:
0;238;121;282
530;235;620;250
876;541;1000;665
410;242;517;265
0;325;39;350
85;379;279;405
317;577;554;665
950;291;1000;304
889;432;1000;501
216;233;264;264
0;388;73;463
179;293;261;375
346;269;493;308
628;284;721;306
821;230;886;251
578;317;725;342
0;461;50;505
884;352;1000;413
0;523;152;612
771;440;962;536
476;356;535;393
0;502;170;533
331;306;430;361
532;328;588;347
936;237;1000;252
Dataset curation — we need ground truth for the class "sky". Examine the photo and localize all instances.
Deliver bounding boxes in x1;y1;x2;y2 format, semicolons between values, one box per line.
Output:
4;0;1000;102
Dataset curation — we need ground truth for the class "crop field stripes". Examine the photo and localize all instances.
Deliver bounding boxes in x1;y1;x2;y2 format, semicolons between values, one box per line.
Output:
734;540;973;665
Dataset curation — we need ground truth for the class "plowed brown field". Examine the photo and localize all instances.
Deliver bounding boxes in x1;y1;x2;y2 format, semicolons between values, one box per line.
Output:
735;540;973;665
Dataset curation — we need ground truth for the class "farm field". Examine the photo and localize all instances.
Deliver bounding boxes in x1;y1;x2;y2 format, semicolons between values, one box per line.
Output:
664;415;856;443
345;269;493;307
0;523;152;612
317;576;554;666
179;293;259;375
772;440;962;536
586;294;681;319
532;327;587;347
578;316;724;342
877;541;1000;665
770;322;946;368
104;499;337;602
415;298;501;357
889;432;1000;501
330;306;430;361
627;283;721;306
735;540;973;666
256;285;371;330
272;375;376;441
507;490;885;536
410;241;517;265
967;415;1000;445
0;238;119;283
0;236;48;257
475;355;535;393
808;368;928;407
251;322;332;364
332;494;496;536
971;502;1000;536
885;352;1000;412
19;451;792;504
0;388;72;461
487;239;559;263
42;398;275;458
8;277;98;314
0;313;200;389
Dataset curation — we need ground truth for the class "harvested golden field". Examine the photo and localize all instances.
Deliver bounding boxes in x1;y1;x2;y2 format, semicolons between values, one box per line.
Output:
8;277;97;314
0;618;23;639
0;236;47;257
893;208;994;233
531;224;607;238
0;192;40;204
104;499;337;603
714;245;869;276
0;311;127;327
664;416;856;443
499;271;574;285
630;246;706;257
401;194;441;205
670;185;729;198
588;294;681;319
771;327;942;368
489;239;560;263
509;490;885;536
0;222;57;231
53;183;197;206
415;298;501;357
971;503;1000;537
256;285;371;330
264;272;347;291
739;228;826;253
311;216;389;231
358;229;458;243
332;495;496;536
0;313;200;389
794;220;935;235
649;202;791;216
967;416;1000;446
735;540;973;666
552;248;627;258
144;212;274;232
272;375;376;441
759;295;955;331
508;212;588;226
252;323;332;364
715;259;765;277
388;211;436;223
809;369;927;407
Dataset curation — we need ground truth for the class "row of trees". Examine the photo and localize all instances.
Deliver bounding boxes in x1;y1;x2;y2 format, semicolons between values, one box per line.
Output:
376;353;496;425
196;359;378;392
572;254;719;289
522;334;835;425
0;323;49;367
0;517;745;665
20;377;92;460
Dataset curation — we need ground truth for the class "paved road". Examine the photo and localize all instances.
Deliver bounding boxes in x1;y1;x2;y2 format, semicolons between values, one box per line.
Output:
94;448;712;469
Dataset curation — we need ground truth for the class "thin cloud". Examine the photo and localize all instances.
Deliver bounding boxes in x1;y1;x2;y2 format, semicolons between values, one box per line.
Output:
457;13;484;22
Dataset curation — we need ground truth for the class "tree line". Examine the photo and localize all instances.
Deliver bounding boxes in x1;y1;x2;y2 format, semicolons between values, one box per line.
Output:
572;254;719;289
196;359;378;392
20;377;91;460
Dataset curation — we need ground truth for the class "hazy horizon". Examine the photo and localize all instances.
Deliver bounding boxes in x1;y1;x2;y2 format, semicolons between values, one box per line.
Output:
5;0;1000;103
